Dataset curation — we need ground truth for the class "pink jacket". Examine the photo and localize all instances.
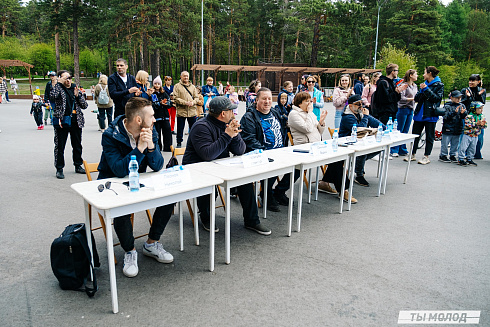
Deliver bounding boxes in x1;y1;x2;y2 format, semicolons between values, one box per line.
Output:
362;84;377;106
333;87;350;111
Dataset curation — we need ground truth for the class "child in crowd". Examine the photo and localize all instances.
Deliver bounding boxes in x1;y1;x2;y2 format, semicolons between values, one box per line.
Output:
33;86;41;97
458;101;487;166
228;86;239;116
439;90;466;163
275;92;289;124
30;95;47;130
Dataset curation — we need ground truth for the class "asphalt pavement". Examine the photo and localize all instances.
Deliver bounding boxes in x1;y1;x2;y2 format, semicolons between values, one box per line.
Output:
0;99;489;326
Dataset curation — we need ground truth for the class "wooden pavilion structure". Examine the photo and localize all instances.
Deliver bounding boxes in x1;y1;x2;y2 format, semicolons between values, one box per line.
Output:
0;60;35;95
191;64;382;91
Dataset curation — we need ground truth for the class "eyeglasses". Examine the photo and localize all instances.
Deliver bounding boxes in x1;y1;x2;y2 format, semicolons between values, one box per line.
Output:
64;76;72;80
98;181;118;195
307;81;315;84
353;101;363;107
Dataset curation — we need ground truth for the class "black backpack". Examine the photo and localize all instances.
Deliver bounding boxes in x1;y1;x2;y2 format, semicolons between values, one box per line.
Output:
50;223;100;297
370;90;379;118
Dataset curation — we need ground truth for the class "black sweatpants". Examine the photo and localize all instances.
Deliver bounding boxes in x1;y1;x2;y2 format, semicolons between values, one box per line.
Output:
54;117;83;170
411;121;436;156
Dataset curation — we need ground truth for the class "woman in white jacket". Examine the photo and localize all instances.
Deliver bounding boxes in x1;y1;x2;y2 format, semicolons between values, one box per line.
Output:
288;91;327;145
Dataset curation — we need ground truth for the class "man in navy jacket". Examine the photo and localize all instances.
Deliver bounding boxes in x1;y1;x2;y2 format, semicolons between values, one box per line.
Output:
97;97;174;278
108;58;139;118
182;96;271;235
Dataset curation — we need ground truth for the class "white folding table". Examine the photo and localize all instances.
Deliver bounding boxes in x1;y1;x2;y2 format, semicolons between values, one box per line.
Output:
71;169;223;314
382;133;418;193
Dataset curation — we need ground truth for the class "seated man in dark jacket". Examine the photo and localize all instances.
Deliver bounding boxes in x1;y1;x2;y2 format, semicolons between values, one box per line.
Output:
97;97;174;278
240;87;298;211
340;94;384;187
182;96;270;235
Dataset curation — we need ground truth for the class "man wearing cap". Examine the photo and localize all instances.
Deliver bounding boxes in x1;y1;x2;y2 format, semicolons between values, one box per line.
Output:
340;94;385;187
182;96;271;235
44;71;57;125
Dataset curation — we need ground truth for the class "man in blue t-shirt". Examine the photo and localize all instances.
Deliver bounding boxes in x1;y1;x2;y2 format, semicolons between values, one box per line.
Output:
240;87;299;211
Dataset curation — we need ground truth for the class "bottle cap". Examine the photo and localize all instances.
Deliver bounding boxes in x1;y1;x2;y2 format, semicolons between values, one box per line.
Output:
131;155;136;160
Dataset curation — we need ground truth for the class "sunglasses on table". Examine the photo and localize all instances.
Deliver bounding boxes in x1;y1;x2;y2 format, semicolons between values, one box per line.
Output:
98;181;118;195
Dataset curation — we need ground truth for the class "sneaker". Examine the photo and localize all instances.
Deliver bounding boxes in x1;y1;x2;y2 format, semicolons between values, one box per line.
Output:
143;242;174;263
37;126;41;130
418;156;430;165
449;155;458;163
56;169;64;179
172;131;177;135
201;219;219;232
391;153;399;157
75;165;86;174
404;154;416;162
458;160;468;166
245;223;271;236
40;125;44;130
354;175;369;187
123;251;138;277
318;181;338;195
438;156;451;163
267;196;280;212
273;192;289;206
44;120;47;125
389;154;393;160
339;190;357;204
467;159;477;166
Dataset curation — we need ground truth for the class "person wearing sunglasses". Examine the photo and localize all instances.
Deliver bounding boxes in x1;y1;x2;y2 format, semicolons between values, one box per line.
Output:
333;74;354;128
50;70;88;179
340;94;385;187
97;97;174;278
306;76;324;121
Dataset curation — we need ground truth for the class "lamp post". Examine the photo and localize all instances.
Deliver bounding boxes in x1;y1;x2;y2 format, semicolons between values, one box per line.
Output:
373;0;388;69
201;0;204;85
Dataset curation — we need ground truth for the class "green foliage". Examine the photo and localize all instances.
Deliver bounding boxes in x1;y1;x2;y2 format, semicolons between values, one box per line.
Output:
28;43;56;75
453;60;485;90
376;43;417;76
438;65;458;91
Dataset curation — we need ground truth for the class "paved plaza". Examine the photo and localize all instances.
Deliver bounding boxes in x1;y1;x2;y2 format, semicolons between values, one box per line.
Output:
0;99;489;326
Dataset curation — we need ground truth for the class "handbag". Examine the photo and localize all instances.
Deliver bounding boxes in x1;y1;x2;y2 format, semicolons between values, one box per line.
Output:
53;115;72;128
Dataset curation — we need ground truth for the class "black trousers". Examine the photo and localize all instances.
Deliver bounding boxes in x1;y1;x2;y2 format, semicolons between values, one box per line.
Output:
54;119;83;169
197;183;260;227
113;204;174;252
177;116;197;144
274;170;301;196
33;111;43;126
322;160;350;192
411;121;436;156
155;118;172;152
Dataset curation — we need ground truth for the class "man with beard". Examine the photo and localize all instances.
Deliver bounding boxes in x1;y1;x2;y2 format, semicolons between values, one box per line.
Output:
97;97;175;278
50;70;88;179
108;58;139;118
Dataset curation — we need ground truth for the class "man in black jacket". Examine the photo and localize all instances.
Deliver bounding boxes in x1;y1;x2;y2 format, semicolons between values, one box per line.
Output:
108;58;139;118
97;97;174;278
375;63;407;124
182;96;270;235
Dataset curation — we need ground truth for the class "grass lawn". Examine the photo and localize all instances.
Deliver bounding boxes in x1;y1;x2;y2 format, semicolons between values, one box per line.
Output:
13;77;99;95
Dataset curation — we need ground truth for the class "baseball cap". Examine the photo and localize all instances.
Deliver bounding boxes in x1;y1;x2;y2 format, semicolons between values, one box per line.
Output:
208;96;238;114
48;71;56;76
450;90;462;98
348;94;362;104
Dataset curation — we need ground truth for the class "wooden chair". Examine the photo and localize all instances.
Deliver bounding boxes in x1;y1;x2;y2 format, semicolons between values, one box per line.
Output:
83;160;153;264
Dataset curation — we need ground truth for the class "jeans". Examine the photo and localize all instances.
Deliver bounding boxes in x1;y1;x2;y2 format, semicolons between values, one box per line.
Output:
475;129;484;159
411;121;436;156
322;160;349;192
33;111;43;126
440;134;460;157
392;107;413;155
355;152;380;176
97;106;113;129
155;118;172;152
458;134;478;161
54;116;83;170
197;184;260;227
177;116;196;144
113;203;174;252
334;109;343;129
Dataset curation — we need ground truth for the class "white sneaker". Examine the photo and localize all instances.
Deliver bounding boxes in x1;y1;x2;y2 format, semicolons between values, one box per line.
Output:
418;156;430;165
123;251;138;278
391;153;399;157
143;242;174;263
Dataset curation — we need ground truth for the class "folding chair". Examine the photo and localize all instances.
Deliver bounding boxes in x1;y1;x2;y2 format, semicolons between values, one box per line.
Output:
82;160;154;264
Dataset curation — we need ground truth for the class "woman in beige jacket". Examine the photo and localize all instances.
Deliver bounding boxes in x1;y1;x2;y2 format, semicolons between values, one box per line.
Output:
332;74;353;129
288;92;327;145
94;74;114;132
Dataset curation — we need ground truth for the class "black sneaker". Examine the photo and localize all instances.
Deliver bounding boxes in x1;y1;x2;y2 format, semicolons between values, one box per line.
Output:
273;193;289;206
245;223;271;236
439;156;451;163
458;160;468;166
56;169;65;179
201;219;219;232
354;175;369;187
449;155;458;163
467;159;477;166
267;196;281;212
75;165;86;174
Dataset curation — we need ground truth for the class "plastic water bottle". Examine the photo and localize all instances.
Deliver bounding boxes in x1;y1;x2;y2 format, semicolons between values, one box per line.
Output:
376;124;383;142
351;124;357;143
128;155;139;192
387;117;393;133
332;129;339;152
393;119;398;133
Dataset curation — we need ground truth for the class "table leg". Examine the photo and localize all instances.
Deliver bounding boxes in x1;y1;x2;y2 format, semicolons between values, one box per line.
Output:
307;169;312;204
104;211;118;314
84;200;94;281
339;158;348;213
404;141;413;184
382;147;389;195
377;148;386;197
263;178;268;219
288;166;295;235
210;187;215;272
193;198;199;246
225;184;231;265
179;201;184;251
348;154;356;211
295;166;305;234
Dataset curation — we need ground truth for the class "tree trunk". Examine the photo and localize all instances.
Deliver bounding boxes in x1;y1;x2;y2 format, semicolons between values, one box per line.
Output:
55;29;60;72
310;15;321;67
294;30;299;62
108;42;112;75
73;0;80;86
